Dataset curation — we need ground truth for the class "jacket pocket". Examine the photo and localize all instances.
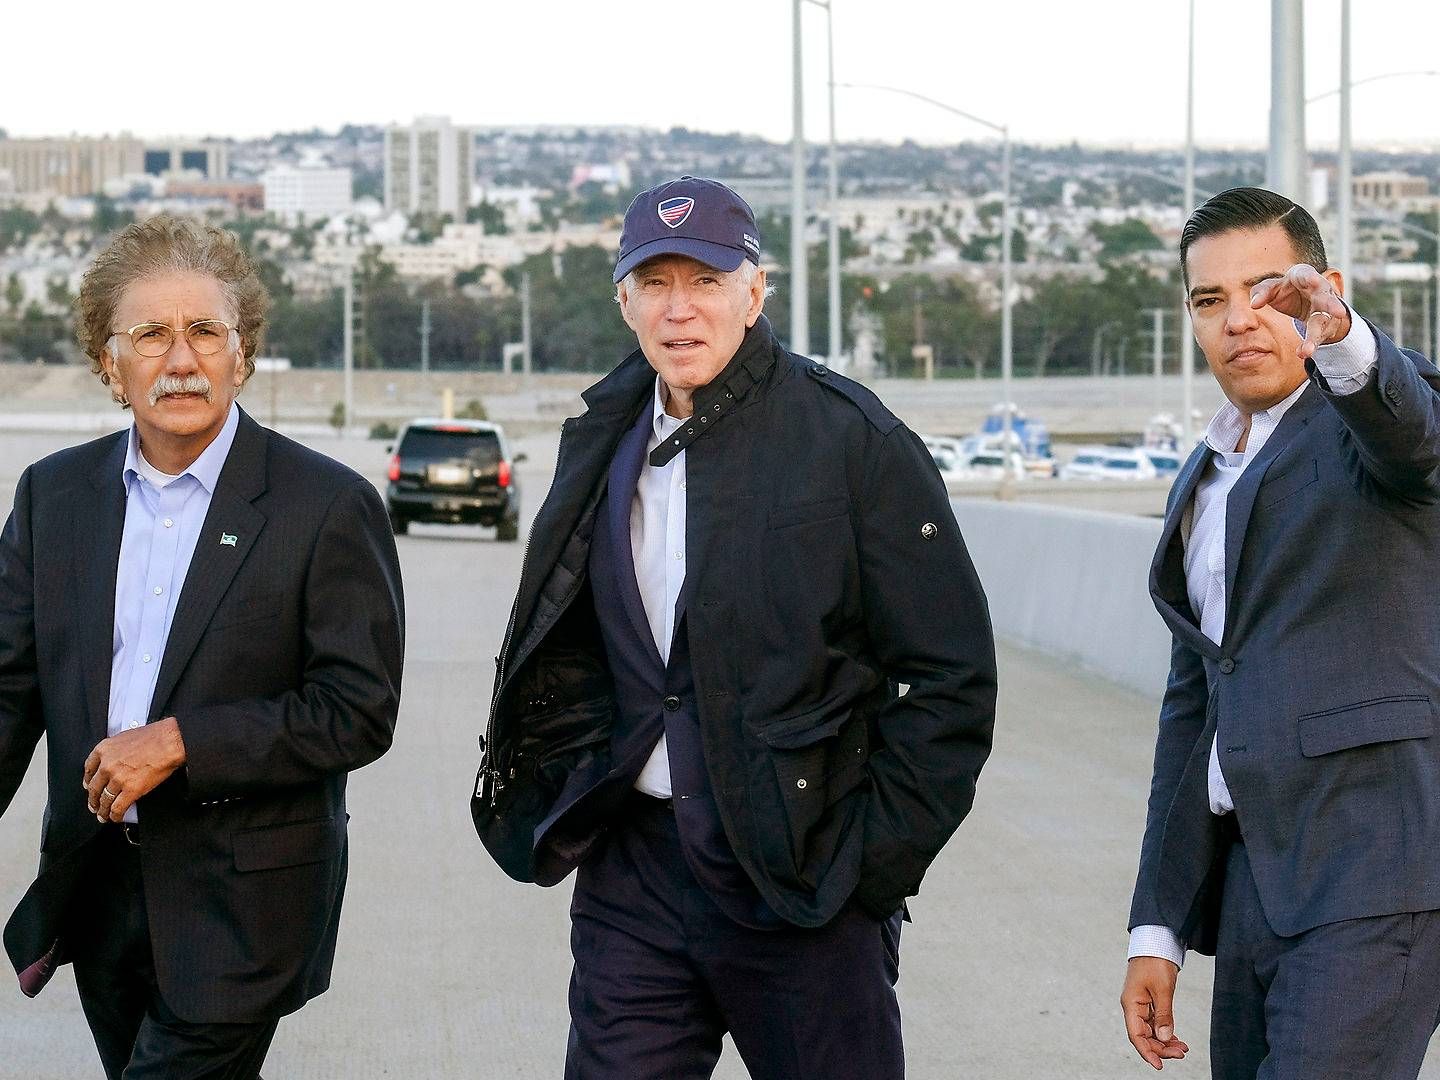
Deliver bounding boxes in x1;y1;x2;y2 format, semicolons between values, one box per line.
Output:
209;591;285;632
1258;459;1318;510
755;700;856;749
768;496;849;531
233;816;341;872
1298;695;1433;757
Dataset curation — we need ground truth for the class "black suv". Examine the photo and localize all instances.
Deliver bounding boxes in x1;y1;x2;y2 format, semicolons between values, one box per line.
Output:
385;420;525;540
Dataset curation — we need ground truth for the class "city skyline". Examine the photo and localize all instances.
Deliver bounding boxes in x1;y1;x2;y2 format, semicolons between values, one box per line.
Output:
2;0;1438;151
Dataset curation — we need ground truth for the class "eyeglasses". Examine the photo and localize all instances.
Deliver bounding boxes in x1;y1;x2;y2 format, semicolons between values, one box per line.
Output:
108;320;238;358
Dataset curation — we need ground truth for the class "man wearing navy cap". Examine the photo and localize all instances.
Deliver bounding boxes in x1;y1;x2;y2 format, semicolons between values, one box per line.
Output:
472;175;997;1078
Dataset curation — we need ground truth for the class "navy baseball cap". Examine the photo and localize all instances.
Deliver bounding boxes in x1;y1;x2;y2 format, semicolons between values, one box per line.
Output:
613;176;761;284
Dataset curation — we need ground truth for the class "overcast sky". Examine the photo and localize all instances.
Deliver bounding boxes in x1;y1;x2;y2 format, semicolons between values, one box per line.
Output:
3;0;1437;150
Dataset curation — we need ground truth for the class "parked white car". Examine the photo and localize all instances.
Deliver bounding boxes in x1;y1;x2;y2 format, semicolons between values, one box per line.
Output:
1059;446;1114;481
1096;447;1160;481
965;450;1028;481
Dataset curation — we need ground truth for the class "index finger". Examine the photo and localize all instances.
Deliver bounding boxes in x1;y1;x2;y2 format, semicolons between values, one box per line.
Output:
82;746;101;788
1249;276;1284;309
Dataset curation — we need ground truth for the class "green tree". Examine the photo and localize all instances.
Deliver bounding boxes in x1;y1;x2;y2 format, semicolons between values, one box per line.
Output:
5;273;23;316
1090;219;1163;263
465;200;509;235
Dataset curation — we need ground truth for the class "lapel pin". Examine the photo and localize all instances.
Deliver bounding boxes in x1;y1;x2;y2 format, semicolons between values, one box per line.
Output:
220;533;237;547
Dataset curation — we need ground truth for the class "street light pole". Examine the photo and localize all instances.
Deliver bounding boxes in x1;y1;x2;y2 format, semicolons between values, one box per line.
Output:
1338;0;1353;283
790;0;809;355
823;2;840;366
342;270;354;439
1000;127;1013;468
1268;0;1307;201
1181;0;1196;447
837;80;1014;475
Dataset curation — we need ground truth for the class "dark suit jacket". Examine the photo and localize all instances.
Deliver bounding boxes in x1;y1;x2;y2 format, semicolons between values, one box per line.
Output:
0;408;404;1023
1130;321;1440;953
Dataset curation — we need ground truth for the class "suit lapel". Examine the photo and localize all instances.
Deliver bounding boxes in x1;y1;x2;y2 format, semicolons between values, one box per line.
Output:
148;414;268;718
1149;442;1218;659
1221;385;1324;641
607;410;665;670
80;435;129;745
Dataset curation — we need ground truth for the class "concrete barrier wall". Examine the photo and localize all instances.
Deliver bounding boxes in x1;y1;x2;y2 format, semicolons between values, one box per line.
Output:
951;499;1171;697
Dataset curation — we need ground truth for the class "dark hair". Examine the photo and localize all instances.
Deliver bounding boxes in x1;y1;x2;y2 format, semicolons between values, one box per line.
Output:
1179;186;1327;286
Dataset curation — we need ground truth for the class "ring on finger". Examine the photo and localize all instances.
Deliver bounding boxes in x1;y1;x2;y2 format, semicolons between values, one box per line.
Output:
102;786;118;799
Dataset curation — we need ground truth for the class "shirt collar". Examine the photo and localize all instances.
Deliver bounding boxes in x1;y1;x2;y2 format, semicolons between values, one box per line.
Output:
1202;379;1309;455
123;402;241;495
651;376;683;437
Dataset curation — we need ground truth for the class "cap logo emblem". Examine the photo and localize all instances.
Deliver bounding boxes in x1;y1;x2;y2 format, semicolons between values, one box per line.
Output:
657;197;695;229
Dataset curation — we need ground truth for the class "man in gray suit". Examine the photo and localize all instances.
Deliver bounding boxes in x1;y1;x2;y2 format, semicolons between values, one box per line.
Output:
1121;186;1440;1079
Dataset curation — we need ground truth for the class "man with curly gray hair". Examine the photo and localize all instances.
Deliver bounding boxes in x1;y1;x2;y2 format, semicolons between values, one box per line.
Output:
0;214;405;1079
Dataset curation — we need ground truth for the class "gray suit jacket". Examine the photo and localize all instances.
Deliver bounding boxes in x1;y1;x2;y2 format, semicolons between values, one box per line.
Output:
1129;321;1440;954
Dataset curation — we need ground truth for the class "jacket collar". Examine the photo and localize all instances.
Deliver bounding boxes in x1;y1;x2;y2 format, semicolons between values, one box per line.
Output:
579;313;779;428
647;314;778;467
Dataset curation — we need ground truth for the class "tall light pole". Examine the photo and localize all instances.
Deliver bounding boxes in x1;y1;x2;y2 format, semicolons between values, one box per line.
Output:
1268;0;1307;201
803;0;840;365
790;0;809;355
838;82;1014;473
1338;0;1353;282
342;270;354;439
1309;68;1439;288
1181;0;1196;447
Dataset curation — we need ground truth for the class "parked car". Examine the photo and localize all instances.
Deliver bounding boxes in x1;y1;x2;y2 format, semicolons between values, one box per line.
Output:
1143;449;1184;477
922;435;969;482
385;419;526;539
965;450;1028;482
1096;447;1160;481
1059;446;1114;481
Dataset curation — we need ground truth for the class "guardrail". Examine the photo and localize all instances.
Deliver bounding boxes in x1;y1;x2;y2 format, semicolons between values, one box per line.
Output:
950;498;1170;697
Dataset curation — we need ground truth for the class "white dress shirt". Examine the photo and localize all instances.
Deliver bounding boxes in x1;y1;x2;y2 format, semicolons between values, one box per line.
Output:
630;377;688;799
109;404;240;822
1129;313;1377;967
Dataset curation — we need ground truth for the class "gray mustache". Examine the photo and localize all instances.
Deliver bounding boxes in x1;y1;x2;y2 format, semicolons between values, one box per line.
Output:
148;373;213;407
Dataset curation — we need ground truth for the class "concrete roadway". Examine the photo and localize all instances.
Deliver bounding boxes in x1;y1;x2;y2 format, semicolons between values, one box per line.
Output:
0;428;1434;1078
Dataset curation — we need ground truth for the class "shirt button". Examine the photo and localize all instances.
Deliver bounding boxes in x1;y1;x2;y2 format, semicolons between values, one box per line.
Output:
663;696;681;711
163;518;174;528
674;552;683;560
142;654;151;663
152;586;163;596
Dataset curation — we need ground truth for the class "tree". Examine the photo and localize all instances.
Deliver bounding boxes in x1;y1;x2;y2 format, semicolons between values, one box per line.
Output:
1090;219;1163;263
45;275;71;311
465;200;509;235
5;273;23;317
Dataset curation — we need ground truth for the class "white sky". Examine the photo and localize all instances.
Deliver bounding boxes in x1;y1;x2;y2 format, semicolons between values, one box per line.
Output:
2;0;1437;150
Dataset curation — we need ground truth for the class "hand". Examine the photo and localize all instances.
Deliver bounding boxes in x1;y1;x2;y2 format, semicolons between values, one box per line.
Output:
83;718;186;823
1250;264;1351;362
1121;956;1189;1070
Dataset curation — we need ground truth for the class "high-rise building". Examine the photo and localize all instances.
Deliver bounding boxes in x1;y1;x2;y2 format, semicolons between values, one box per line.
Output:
384;116;474;217
262;164;353;222
142;141;229;179
0;135;144;196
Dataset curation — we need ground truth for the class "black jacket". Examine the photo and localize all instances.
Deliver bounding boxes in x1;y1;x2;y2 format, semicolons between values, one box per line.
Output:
471;317;996;924
0;409;405;1022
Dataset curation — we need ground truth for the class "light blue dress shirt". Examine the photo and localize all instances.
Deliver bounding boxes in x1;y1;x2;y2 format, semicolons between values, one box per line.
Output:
108;404;240;823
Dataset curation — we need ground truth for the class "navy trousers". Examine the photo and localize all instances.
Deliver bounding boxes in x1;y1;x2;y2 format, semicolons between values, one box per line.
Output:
1211;840;1440;1080
67;829;280;1080
565;793;904;1080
